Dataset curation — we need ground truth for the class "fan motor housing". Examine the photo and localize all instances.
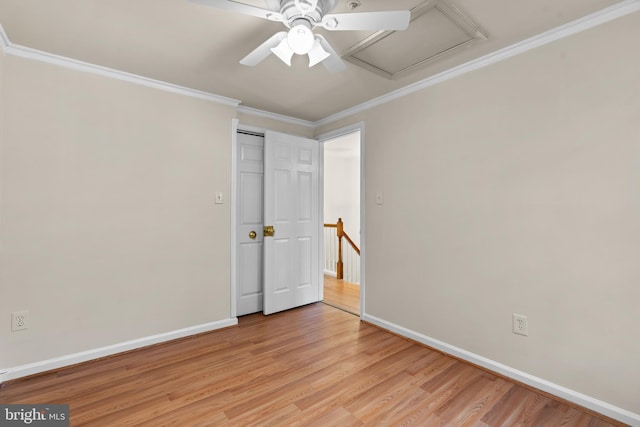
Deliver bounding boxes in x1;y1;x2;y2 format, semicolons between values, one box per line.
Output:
280;0;338;27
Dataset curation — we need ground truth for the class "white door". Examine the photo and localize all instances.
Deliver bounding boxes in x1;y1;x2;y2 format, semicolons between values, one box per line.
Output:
263;131;321;315
235;132;264;316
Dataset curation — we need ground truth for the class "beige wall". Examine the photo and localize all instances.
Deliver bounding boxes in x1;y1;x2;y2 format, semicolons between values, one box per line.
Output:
0;54;235;367
318;12;640;414
237;111;314;138
0;52;5;262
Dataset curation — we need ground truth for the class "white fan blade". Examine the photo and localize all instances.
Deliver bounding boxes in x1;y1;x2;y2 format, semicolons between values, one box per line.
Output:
191;0;283;22
320;10;410;31
315;35;346;73
240;32;287;66
264;0;281;12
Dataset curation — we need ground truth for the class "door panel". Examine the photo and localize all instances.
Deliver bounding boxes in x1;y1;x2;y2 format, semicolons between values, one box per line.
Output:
263;131;320;315
274;239;291;293
236;132;264;316
297;237;312;286
298;172;313;220
239;242;262;293
274;170;291;222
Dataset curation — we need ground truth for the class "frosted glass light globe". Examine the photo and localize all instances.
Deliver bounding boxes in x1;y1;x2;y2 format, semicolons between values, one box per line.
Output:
287;25;314;55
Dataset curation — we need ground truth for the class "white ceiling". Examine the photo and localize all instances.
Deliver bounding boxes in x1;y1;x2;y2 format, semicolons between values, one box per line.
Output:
0;0;619;122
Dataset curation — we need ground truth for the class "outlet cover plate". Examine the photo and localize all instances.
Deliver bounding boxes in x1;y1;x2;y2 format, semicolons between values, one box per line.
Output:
513;313;528;336
11;310;29;331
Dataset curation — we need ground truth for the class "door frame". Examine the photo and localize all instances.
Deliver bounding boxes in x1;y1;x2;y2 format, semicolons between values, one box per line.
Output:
231;119;365;319
316;122;365;317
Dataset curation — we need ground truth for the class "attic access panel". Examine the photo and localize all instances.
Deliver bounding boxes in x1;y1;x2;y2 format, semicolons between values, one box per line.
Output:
343;0;487;79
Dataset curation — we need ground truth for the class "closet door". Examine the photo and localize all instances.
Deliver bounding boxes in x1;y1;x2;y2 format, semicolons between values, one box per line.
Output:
263;131;321;315
236;132;264;316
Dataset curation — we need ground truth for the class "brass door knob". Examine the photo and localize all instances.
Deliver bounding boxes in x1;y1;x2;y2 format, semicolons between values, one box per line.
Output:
263;225;275;237
248;231;257;240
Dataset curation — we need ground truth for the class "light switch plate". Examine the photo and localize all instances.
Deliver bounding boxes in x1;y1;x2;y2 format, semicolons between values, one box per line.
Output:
215;192;224;204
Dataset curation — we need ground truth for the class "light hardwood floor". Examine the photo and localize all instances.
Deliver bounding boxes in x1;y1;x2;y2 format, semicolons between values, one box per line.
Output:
323;275;360;315
0;303;623;426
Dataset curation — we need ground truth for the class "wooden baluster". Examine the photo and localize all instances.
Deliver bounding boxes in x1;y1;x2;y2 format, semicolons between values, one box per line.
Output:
336;218;344;280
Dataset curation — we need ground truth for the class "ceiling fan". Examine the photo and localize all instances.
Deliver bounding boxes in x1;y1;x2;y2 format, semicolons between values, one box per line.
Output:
192;0;411;72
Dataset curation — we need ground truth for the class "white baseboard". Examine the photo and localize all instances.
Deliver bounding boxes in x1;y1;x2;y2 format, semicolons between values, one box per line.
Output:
0;318;238;383
362;313;640;426
323;270;337;277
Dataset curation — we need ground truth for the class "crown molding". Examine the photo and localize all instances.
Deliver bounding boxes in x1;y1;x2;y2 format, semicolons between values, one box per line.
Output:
0;24;9;49
315;0;640;127
0;23;310;130
237;105;315;129
2;0;639;127
0;24;239;107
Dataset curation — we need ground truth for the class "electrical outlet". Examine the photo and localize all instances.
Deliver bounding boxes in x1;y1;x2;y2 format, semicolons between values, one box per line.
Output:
513;313;528;336
12;310;29;332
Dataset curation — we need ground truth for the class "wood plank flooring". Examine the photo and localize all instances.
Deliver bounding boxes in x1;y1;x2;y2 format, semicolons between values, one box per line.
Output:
0;303;624;426
323;275;360;315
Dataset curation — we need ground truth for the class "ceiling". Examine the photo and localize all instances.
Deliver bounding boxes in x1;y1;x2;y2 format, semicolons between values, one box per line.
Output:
0;0;619;122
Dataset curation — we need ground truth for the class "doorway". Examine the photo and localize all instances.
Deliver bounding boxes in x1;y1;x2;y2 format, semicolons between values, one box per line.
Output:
321;130;361;315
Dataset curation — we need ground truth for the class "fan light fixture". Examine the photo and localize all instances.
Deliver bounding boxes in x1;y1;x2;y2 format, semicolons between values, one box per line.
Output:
294;0;318;16
271;23;330;68
288;24;314;54
308;40;331;66
192;0;411;73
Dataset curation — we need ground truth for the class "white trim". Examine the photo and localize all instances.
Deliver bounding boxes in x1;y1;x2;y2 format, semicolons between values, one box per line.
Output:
315;0;640;127
237;123;268;136
230;119;239;319
359;125;365;317
0;24;239;107
318;142;325;302
0;24;10;49
0;318;238;383
362;313;640;426
237;105;315;129
315;121;365;142
323;269;337;277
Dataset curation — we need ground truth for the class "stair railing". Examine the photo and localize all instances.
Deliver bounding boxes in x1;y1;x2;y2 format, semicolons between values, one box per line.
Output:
324;218;360;283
